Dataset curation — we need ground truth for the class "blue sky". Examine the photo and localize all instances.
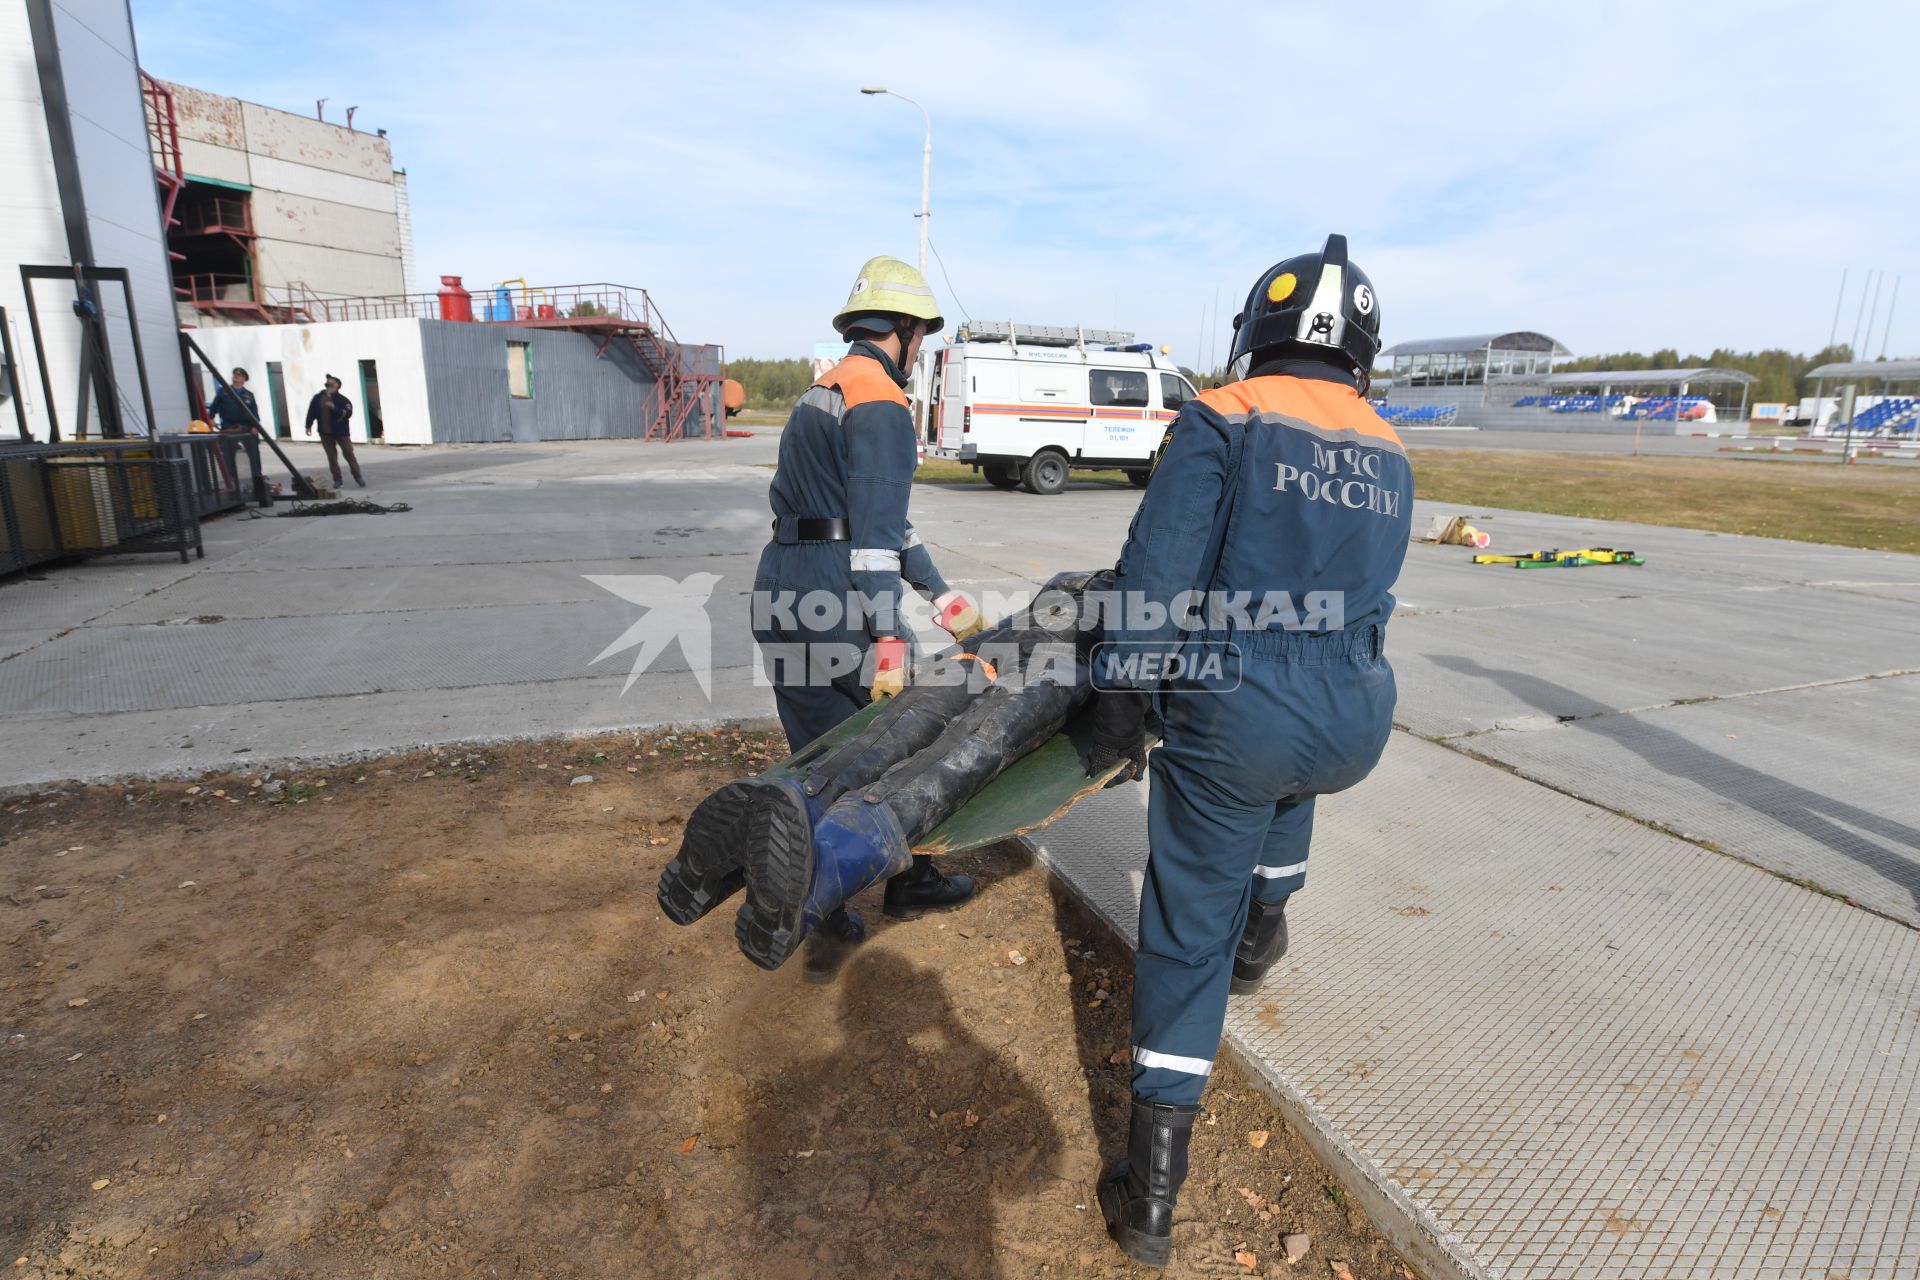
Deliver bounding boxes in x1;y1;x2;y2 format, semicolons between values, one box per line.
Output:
130;0;1919;365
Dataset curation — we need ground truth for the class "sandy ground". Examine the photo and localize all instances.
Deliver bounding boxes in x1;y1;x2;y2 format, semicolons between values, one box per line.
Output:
1;729;1419;1280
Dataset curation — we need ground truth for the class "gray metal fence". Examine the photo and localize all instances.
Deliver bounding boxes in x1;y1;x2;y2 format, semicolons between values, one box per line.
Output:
1;439;207;576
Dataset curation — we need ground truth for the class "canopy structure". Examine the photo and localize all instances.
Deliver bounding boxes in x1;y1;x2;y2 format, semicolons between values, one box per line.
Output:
1803;358;1920;386
1547;368;1755;389
1382;331;1571;386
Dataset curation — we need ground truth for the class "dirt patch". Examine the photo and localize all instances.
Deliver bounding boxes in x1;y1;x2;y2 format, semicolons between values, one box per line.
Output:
1;729;1419;1279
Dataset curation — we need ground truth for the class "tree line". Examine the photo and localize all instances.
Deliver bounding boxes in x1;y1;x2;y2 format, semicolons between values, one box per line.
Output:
727;358;817;410
1555;344;1857;405
731;344;1883;411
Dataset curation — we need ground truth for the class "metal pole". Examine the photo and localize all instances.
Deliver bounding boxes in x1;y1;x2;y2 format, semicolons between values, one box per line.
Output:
1839;383;1858;463
1850;270;1875;357
917;104;931;278
860;87;930;276
1827;267;1848;353
1861;272;1885;363
1878;276;1901;361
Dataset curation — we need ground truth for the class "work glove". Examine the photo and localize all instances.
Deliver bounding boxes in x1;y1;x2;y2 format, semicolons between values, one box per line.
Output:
1087;689;1149;786
933;590;986;642
870;636;908;702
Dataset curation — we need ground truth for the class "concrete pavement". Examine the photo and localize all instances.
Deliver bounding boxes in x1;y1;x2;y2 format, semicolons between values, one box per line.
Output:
1;438;1916;1278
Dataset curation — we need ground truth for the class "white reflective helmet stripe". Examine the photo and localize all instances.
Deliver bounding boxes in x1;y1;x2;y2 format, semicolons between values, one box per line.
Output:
1296;262;1347;349
1132;1046;1215;1076
1253;860;1308;880
876;278;934;297
850;548;902;572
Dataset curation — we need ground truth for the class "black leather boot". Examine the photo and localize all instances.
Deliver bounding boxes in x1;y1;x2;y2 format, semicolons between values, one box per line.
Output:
1230;896;1289;995
801;907;866;985
1097;1096;1198;1267
882;855;976;919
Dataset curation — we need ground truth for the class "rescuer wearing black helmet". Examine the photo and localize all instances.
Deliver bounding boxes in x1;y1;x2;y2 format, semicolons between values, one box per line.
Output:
1085;235;1411;1267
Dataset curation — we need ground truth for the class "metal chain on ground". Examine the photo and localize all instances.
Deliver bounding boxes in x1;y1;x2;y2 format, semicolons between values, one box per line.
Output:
271;498;413;517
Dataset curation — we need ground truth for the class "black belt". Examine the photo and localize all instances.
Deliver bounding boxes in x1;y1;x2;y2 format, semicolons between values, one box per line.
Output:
771;515;851;544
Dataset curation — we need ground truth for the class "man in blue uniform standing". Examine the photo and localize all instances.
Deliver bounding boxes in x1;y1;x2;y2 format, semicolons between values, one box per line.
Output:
1087;236;1412;1267
751;256;986;977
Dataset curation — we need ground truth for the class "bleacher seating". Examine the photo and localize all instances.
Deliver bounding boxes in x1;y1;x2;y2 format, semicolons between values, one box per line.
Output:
1376;404;1458;427
1847;397;1919;434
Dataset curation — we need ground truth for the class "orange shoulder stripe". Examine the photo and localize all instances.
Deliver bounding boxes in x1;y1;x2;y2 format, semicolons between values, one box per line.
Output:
1199;376;1402;448
816;354;909;408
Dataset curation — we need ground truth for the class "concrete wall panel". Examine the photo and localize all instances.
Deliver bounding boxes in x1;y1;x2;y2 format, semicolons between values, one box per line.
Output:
245;153;394;213
253;239;406;298
175;137;250;186
238;99;391;181
251;190;401;258
162;78;242;148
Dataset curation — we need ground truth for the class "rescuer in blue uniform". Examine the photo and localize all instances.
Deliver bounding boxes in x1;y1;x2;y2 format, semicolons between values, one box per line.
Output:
1086;236;1412;1267
751;256;987;977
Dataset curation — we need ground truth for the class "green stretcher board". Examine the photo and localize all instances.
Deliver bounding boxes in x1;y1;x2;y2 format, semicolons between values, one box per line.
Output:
759;701;1158;859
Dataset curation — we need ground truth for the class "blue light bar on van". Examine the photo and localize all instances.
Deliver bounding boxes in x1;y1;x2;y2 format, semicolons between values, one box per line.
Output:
1104;343;1155;353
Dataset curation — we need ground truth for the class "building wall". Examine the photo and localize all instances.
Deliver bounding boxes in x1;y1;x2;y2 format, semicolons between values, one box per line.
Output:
189;318;720;445
419;321;665;443
188;318;430;445
1;0;192;440
163;78;405;314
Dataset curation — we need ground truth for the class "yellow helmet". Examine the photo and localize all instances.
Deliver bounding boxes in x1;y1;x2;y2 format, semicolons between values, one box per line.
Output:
832;255;945;337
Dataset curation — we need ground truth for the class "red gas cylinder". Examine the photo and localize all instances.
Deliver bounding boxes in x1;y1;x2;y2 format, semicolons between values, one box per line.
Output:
437;275;473;322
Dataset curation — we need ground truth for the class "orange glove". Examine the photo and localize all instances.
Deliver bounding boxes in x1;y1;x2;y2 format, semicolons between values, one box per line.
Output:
870;636;908;701
934;590;986;641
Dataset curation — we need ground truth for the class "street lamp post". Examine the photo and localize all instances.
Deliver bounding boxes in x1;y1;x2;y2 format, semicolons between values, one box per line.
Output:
860;86;930;276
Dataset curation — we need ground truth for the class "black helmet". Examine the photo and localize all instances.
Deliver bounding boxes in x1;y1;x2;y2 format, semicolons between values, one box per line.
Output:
1226;234;1380;381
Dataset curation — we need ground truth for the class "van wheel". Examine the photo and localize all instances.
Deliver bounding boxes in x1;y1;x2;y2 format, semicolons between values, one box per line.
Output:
1021;450;1069;496
1127;469;1151;488
983;462;1021;490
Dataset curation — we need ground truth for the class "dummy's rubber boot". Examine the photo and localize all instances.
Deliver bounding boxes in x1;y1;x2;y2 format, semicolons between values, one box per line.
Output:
657;778;811;926
655;781;753;925
801;907;866;985
1229;897;1289;995
735;792;913;972
1097;1096;1199;1268
882;854;977;920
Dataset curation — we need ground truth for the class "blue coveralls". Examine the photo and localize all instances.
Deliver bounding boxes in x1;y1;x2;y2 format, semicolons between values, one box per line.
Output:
753;340;952;750
1106;360;1412;1105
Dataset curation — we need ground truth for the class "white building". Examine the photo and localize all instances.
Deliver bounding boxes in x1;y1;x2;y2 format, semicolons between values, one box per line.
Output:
2;0;191;442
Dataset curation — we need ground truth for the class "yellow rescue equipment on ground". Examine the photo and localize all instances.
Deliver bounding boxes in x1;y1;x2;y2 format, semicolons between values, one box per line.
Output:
1472;548;1645;569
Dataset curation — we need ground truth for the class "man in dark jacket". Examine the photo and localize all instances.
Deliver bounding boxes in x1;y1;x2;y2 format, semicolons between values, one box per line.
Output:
208;367;259;431
207;368;261;489
304;374;363;488
1087;235;1411;1267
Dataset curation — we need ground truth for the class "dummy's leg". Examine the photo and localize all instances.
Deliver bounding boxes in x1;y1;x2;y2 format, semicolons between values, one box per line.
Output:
735;641;1089;971
658;644;994;925
660;569;1102;929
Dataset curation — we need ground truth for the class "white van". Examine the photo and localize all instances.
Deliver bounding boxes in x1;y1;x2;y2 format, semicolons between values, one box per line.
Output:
922;321;1200;494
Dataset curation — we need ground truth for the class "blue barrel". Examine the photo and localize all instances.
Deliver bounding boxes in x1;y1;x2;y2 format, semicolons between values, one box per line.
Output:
490;286;513;322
